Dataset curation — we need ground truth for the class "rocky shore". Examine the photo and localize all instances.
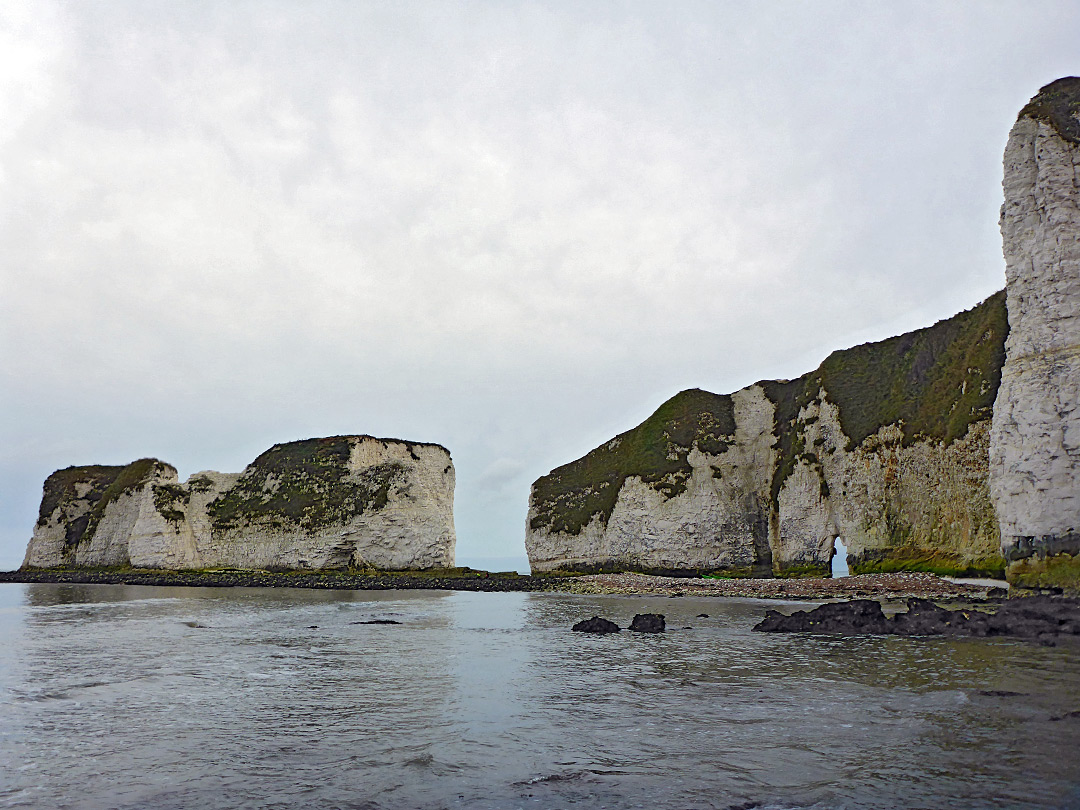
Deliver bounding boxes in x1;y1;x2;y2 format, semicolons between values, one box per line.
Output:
0;567;547;593
1;567;1017;599
554;571;1008;600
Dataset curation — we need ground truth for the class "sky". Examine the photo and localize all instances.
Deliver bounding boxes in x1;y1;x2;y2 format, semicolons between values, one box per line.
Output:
2;1;1079;571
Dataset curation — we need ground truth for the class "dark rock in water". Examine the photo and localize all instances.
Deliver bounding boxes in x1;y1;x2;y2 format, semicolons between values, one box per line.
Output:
1050;710;1080;722
572;616;621;634
351;619;402;625
696;613;709;618
753;600;889;635
979;690;1025;697
753;596;1080;643
629;613;665;633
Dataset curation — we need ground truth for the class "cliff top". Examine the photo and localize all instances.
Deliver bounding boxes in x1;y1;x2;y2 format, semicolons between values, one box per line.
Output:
268;435;450;454
1019;77;1080;144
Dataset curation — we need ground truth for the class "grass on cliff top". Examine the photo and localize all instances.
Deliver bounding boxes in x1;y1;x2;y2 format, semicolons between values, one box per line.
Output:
39;459;167;551
529;388;736;536
37;465;126;527
207;437;405;532
814;290;1007;448
81;459;169;545
1019;76;1080;144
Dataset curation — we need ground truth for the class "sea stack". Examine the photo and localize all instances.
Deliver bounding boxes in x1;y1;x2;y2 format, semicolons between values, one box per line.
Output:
990;77;1080;589
23;436;456;571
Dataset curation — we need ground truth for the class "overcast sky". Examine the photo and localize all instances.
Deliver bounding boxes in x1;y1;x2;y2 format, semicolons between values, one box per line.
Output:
2;1;1078;570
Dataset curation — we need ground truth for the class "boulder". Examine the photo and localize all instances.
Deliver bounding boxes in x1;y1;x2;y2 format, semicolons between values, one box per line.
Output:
629;613;665;633
572;616;621;634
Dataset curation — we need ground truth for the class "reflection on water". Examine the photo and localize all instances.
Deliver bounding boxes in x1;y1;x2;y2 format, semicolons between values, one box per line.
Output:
1;583;1079;810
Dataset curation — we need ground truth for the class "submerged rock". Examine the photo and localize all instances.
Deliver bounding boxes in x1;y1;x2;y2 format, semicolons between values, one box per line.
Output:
753;596;1080;644
628;613;666;633
572;616;621;634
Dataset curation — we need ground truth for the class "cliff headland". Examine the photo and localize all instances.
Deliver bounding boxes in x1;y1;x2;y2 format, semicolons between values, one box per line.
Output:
527;78;1080;593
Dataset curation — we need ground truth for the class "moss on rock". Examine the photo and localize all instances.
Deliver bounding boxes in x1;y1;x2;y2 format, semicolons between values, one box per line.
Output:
529;388;737;536
1018;76;1080;145
816;290;1007;449
207;437;405;532
1007;553;1080;593
851;549;1006;579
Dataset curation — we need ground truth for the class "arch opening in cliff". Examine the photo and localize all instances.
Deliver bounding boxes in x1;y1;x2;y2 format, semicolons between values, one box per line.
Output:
831;537;850;578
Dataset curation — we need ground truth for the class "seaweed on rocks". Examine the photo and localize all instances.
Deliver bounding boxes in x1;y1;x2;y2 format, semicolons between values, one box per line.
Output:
753;596;1080;645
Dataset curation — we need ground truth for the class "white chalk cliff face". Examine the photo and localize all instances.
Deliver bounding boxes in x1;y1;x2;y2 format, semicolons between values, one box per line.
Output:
23;436;456;571
526;291;1006;577
990;77;1080;587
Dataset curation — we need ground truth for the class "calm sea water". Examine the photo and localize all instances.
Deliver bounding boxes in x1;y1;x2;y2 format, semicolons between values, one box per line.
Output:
1;584;1079;810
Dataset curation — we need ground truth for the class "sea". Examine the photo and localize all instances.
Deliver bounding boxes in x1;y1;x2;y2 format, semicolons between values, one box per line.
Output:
1;583;1078;810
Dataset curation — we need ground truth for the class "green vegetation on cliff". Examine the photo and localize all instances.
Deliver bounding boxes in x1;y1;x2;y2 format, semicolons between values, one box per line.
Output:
1018;76;1080;144
816;290;1008;448
529;389;736;535
83;459;168;543
759;291;1007;512
38;464;126;550
37;460;167;551
208;437;405;532
37;465;124;527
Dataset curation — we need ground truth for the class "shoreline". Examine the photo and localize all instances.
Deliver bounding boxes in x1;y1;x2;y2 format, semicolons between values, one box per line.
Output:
0;567;1009;600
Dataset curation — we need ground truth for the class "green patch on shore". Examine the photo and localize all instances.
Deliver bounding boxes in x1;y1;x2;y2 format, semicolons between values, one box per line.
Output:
1007;553;1080;593
207;437;405;532
851;549;1006;579
529;388;737;535
774;562;831;579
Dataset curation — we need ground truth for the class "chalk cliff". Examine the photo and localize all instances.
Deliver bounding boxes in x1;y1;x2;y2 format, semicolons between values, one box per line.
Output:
526;292;1008;578
23;436;456;571
990;77;1080;590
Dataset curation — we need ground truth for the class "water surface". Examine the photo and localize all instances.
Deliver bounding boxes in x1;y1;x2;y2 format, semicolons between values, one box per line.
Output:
1;583;1078;809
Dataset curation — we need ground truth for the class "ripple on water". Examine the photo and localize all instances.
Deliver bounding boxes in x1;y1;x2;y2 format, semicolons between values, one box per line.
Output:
1;584;1079;810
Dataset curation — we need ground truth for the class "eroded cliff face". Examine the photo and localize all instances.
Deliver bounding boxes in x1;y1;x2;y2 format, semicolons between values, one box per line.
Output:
526;292;1007;577
23;436;456;571
990;77;1080;590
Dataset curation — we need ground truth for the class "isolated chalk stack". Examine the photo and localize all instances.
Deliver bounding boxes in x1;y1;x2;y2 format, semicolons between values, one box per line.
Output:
990;77;1080;588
